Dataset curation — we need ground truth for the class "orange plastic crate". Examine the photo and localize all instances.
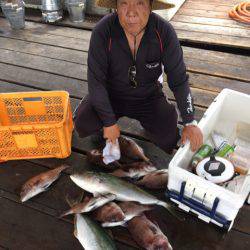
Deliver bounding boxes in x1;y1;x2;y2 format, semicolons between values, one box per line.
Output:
0;91;73;161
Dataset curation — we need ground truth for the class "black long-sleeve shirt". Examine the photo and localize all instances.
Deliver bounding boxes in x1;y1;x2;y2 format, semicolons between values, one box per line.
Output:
87;12;195;127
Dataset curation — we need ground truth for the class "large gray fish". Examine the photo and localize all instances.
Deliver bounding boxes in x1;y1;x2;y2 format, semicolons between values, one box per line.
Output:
102;201;153;227
87;149;121;170
20;165;69;202
111;162;157;179
127;214;173;250
74;214;117;250
66;194;117;250
118;136;150;162
70;171;178;219
60;194;116;218
135;169;169;190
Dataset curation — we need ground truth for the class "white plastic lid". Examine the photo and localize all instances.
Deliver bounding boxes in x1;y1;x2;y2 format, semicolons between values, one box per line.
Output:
196;156;235;184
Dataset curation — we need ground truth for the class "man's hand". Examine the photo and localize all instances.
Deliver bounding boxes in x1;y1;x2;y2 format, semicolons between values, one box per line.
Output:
103;124;120;143
181;125;203;152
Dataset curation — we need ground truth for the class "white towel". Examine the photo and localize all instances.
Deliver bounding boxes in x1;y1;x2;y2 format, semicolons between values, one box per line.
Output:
102;139;121;165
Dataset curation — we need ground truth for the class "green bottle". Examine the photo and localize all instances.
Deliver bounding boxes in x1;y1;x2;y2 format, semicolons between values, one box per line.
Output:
215;142;234;157
191;144;213;168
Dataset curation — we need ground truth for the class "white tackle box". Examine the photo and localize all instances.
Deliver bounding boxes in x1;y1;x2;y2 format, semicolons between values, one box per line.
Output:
167;89;250;230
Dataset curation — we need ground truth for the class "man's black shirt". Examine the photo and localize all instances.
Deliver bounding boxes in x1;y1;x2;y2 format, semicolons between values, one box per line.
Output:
87;12;195;127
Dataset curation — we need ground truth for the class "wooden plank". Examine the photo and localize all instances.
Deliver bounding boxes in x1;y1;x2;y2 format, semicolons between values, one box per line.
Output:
0;37;86;64
0;19;89;51
0;195;83;250
181;2;237;13
1;35;249;83
186;0;242;7
0;47;248;84
0;49;86;80
176;29;250;49
0;48;247;106
183;47;250;68
1;36;249;71
185;58;250;83
172;21;250;38
1;43;248;98
0;63;88;97
0;16;92;40
173;15;250;29
177;8;237;20
189;73;250;95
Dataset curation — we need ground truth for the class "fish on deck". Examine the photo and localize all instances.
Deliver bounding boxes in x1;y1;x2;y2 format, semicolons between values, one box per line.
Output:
20;165;70;202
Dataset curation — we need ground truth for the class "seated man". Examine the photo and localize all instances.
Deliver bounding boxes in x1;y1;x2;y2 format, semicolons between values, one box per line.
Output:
74;0;203;154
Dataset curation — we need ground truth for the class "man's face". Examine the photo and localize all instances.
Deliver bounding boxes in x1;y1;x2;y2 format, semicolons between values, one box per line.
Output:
117;0;151;36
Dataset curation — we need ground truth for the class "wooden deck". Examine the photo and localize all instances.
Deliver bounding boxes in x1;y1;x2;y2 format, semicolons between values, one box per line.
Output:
0;0;250;249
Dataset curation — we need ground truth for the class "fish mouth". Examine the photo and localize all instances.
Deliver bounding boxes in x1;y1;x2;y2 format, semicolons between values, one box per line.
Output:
20;194;27;202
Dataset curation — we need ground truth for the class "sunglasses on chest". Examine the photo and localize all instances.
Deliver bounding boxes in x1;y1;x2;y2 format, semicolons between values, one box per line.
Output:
128;29;145;88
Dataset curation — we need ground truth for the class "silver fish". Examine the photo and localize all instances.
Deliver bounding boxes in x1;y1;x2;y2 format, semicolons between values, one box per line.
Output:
119;136;150;162
70;171;178;219
20;165;69;202
60;194;116;218
111;162;157;179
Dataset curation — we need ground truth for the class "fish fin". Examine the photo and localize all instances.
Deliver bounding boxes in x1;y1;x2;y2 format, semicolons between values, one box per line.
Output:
103;193;116;201
59;210;71;218
65;191;84;207
156;169;168;174
73;215;78;238
102;220;127;227
158;201;185;221
43;182;51;191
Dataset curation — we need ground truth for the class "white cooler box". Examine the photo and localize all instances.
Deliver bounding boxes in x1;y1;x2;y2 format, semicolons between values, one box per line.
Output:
167;89;250;230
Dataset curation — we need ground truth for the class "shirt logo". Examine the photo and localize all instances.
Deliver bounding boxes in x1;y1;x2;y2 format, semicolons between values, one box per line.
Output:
146;62;160;69
187;93;194;114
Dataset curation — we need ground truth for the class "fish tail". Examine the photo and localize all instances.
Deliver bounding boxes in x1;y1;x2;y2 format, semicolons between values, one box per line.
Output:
158;201;184;221
65;191;84;207
59;209;72;218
